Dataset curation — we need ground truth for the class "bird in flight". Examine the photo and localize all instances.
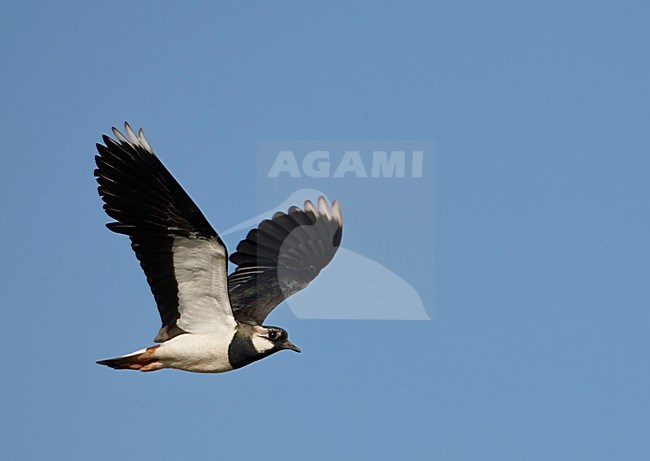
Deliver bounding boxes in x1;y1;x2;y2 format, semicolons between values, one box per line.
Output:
94;123;342;373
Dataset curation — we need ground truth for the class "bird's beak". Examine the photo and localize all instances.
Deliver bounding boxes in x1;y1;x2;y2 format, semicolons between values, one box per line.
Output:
282;340;301;353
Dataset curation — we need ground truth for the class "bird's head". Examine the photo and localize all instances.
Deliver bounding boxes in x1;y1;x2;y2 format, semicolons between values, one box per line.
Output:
251;326;301;354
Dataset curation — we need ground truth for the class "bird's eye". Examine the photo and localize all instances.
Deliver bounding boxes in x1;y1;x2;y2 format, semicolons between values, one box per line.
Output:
268;330;278;340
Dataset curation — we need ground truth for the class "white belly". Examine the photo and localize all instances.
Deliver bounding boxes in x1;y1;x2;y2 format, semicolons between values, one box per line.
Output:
154;333;235;373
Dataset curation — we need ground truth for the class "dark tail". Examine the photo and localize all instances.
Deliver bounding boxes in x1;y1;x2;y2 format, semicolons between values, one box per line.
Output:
97;346;161;372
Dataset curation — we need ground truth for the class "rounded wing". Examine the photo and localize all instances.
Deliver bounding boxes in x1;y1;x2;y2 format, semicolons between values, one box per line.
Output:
94;123;237;342
228;197;343;325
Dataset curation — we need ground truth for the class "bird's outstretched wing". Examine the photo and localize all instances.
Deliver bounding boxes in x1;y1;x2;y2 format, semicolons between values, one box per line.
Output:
94;123;237;342
228;197;343;325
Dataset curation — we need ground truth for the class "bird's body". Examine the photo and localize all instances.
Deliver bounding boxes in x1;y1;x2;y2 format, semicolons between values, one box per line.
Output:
160;334;231;373
94;123;341;373
130;333;235;373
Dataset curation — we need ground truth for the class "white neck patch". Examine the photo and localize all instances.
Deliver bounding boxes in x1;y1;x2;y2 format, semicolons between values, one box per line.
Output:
251;332;275;354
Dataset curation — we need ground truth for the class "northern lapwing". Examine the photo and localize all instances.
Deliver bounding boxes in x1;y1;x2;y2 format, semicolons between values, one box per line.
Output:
94;123;342;373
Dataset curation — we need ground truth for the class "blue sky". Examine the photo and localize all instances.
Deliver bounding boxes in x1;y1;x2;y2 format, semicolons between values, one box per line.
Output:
2;1;650;459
